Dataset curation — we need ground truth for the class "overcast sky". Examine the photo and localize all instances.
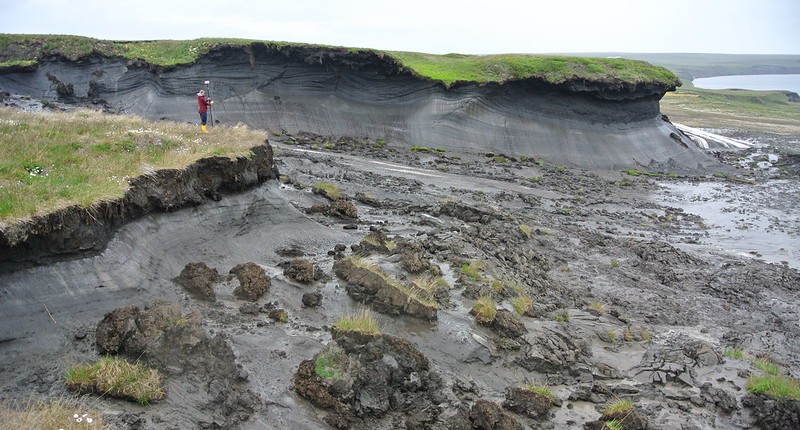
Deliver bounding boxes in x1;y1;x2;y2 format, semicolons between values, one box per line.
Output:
2;0;798;55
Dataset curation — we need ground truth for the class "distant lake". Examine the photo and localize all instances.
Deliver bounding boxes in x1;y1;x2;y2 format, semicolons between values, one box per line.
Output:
693;74;800;94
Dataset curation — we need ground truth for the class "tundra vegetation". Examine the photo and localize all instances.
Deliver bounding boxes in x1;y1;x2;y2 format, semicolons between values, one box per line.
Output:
0;34;680;88
65;356;165;405
0;108;264;223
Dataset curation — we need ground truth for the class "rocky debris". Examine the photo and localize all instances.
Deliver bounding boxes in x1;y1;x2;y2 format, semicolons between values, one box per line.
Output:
397;240;432;274
239;302;261;315
173;261;219;301
94;301;258;428
302;292;323;307
516;327;591;373
704;261;800;306
469;399;524;430
633;337;721;386
283;258;322;284
502;386;557;419
585;405;648;430
276;247;305;257
697;382;738;413
294;330;444;428
357;230;395;254
487;310;528;339
742;393;800;430
627;239;705;286
308;199;359;219
439;200;499;224
334;257;437;321
230;262;270;301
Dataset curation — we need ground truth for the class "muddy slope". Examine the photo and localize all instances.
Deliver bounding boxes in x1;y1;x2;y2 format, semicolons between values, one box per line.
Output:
0;44;712;169
0;144;278;270
1;130;798;429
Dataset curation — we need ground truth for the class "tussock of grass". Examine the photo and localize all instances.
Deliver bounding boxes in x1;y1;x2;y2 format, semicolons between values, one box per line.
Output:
723;348;745;360
554;310;570;323
510;295;533;316
0;397;104;429
347;257;438;307
604;399;634;416
460;260;486;282
746;375;800;400
754;358;780;376
472;296;497;323
312;181;342;199
588;301;606;315
65;356;165;405
334;309;381;335
0;108;265;223
523;385;553;399
314;346;347;379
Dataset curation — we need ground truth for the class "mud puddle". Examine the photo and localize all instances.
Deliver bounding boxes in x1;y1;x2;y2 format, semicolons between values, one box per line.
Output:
653;179;800;267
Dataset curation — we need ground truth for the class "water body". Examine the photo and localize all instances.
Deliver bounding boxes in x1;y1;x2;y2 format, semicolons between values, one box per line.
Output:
693;73;800;94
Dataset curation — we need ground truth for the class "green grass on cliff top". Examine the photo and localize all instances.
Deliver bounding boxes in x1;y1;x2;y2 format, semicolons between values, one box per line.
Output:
0;108;266;224
0;34;679;87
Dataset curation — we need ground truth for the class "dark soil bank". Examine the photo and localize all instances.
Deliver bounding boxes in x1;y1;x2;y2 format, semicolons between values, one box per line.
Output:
0;44;712;170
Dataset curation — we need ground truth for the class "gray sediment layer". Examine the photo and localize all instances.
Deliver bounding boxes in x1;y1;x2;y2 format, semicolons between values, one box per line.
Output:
0;44;712;170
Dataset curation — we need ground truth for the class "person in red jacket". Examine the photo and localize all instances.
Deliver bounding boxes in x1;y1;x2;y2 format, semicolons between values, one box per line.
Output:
197;89;213;132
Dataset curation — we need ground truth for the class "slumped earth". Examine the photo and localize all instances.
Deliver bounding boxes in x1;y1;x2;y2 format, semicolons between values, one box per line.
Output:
1;127;798;429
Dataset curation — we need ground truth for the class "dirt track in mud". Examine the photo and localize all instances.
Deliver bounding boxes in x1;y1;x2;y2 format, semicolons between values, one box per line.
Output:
1;130;799;429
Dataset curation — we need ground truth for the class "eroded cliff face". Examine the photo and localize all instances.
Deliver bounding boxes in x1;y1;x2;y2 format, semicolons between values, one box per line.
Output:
0;44;709;170
0;145;278;270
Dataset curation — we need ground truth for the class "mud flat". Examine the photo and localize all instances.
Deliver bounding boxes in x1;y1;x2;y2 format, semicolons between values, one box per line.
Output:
1;125;799;429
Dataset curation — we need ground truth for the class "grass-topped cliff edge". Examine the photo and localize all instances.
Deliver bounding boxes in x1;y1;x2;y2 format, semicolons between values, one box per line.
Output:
0;34;680;88
0;108;266;224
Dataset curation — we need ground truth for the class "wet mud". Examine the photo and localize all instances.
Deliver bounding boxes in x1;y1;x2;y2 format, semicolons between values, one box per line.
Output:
1;125;798;429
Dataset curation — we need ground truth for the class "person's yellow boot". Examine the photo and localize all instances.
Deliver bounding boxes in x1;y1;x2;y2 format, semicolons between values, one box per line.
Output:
201;124;207;133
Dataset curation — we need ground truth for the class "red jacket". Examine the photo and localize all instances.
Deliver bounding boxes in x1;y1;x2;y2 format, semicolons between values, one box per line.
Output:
197;95;211;113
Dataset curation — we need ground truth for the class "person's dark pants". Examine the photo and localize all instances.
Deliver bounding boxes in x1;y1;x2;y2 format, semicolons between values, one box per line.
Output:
199;112;207;125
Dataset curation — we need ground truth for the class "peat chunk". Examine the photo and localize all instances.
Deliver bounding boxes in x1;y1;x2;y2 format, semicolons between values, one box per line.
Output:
302;292;323;307
503;387;554;419
469;400;524;430
230;262;270;301
174;261;219;301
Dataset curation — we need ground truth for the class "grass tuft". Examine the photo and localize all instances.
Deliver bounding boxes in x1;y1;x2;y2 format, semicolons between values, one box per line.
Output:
746;375;800;400
588;301;606;315
554;310;570;323
65;356;165;405
510;295;533;316
754;358;780;376
724;348;745;360
333;309;381;335
0;397;104;429
313;181;342;200
0;108;265;223
604;399;634;416
471;296;497;323
314;346;347;379
460;260;486;282
523;385;553;399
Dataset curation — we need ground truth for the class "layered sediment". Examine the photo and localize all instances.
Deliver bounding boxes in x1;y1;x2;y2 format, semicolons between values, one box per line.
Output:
0;43;711;170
